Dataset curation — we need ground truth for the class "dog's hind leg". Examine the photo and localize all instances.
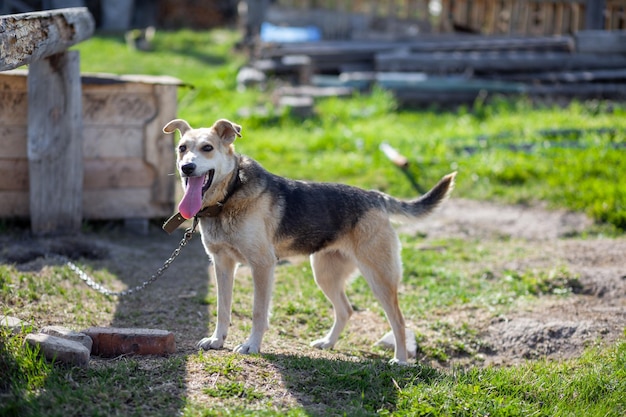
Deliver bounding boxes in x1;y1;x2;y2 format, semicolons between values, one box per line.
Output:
310;250;357;350
198;253;237;351
354;223;408;364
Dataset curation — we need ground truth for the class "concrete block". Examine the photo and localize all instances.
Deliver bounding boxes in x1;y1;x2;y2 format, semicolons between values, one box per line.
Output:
41;325;93;352
24;333;90;367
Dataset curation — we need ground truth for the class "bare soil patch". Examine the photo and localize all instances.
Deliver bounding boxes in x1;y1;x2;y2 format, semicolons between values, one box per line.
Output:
402;198;626;366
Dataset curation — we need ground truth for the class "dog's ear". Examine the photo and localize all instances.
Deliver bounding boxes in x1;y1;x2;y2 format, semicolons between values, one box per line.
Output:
163;119;192;136
213;119;242;145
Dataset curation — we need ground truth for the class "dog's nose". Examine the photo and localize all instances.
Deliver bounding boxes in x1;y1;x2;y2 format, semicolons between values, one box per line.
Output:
181;163;196;176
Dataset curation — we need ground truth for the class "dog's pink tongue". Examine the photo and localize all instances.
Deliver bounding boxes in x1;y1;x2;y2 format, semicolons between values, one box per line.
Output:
179;176;204;219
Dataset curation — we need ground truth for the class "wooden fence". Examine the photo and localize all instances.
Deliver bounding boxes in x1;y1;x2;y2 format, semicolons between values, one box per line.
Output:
272;0;625;36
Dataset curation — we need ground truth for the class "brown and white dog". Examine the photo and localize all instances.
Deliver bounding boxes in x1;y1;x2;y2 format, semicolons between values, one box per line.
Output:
163;118;455;364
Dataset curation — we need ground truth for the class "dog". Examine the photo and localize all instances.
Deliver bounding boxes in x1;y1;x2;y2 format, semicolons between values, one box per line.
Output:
163;118;456;364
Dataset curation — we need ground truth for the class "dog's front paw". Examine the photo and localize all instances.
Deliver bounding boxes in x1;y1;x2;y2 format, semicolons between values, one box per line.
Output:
233;342;260;354
197;337;224;350
310;338;335;350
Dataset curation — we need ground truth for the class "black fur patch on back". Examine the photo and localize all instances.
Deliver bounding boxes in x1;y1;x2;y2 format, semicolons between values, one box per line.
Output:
272;176;384;254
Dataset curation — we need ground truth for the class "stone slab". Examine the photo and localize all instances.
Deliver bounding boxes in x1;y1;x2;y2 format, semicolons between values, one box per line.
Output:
24;333;90;367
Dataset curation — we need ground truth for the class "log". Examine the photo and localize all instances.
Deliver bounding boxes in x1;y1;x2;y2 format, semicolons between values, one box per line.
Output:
0;7;95;71
28;51;83;235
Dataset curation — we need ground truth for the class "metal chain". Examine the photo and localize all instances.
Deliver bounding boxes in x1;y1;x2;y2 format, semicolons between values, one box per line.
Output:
60;218;198;298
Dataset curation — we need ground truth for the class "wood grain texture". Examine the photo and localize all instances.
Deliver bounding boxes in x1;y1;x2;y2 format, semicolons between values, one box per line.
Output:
0;7;95;71
27;51;83;234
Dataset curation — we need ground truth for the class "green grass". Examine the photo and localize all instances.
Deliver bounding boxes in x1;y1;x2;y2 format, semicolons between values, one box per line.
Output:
4;324;624;416
1;328;187;417
1;29;624;416
397;340;626;416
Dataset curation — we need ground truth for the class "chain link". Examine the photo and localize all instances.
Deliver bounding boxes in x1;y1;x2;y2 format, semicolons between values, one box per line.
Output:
60;219;198;298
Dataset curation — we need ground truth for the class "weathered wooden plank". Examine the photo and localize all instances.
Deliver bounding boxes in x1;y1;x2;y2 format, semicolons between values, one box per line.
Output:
585;0;606;30
527;82;626;98
142;83;177;206
0;7;95;71
83;189;169;219
260;35;574;59
0;159;29;190
576;30;626;54
0;188;170;219
0;126;27;158
82;128;145;158
0;191;29;217
390;81;626;107
28;51;83;235
0;71;181;126
0;125;144;159
82;92;158;125
0;158;154;191
496;68;626;83
375;51;626;73
83;159;155;189
380;75;527;93
275;85;354;97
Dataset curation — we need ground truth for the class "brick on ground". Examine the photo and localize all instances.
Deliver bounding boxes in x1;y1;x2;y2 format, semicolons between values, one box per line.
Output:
24;333;90;367
83;327;176;357
41;325;93;352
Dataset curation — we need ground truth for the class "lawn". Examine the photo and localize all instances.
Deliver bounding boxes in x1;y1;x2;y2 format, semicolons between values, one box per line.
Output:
1;29;625;416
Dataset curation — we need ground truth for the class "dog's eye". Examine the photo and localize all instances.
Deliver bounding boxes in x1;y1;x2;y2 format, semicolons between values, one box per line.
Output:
202;144;214;152
178;145;187;153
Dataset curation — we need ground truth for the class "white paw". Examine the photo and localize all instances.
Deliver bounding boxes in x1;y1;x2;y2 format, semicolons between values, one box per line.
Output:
197;337;224;350
388;358;411;366
310;338;335;350
233;342;260;354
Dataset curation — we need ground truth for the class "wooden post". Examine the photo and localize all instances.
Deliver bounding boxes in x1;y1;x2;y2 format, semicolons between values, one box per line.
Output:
585;0;605;30
27;51;83;235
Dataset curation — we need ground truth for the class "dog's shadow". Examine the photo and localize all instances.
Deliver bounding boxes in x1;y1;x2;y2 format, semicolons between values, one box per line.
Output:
264;352;442;415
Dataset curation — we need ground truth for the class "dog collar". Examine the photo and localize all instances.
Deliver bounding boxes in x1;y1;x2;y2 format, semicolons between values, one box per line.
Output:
196;157;242;219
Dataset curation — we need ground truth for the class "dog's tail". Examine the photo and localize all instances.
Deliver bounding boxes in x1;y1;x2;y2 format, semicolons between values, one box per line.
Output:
386;172;456;222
